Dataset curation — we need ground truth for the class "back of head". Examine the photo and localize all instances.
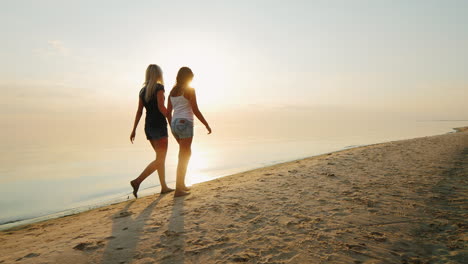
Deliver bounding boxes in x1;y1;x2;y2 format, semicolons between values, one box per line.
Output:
171;67;194;97
144;64;164;102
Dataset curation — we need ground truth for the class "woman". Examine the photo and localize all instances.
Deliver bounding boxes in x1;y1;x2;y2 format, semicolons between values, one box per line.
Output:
130;64;174;198
167;67;212;197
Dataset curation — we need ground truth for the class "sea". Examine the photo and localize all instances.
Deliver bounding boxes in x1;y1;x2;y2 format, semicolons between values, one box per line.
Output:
1;107;466;230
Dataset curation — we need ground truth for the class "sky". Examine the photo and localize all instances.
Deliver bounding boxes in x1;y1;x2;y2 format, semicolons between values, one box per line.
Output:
3;0;468;227
1;0;468;129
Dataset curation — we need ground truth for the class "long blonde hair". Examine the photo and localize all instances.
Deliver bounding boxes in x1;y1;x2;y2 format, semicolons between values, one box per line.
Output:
170;67;194;97
143;64;164;102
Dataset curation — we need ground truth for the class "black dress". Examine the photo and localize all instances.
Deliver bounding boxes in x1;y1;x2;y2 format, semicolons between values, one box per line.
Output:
139;84;168;140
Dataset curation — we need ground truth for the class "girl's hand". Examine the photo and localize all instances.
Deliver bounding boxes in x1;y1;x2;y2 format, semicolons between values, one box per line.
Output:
130;130;136;143
206;125;212;134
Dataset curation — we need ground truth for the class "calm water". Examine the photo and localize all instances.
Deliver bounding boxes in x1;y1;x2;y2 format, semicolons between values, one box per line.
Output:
1;108;466;230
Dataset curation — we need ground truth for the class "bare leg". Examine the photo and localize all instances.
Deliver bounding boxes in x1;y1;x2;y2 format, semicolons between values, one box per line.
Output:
149;139;173;194
174;137;193;197
131;137;173;198
173;136;190;191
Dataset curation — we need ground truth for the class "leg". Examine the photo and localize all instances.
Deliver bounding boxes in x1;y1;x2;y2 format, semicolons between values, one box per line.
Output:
174;137;193;197
149;138;174;194
131;137;173;198
172;136;190;191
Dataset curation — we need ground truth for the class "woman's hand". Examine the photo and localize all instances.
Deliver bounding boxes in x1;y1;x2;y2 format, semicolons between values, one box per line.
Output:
206;125;212;134
130;130;136;143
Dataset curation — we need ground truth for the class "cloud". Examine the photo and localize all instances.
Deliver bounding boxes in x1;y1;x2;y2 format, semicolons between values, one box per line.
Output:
47;40;69;55
33;40;70;57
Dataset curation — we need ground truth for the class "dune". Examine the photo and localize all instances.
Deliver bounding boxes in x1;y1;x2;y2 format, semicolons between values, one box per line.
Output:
0;127;467;264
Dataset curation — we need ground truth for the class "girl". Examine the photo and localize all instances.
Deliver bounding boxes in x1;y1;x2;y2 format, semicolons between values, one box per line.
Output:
167;67;212;197
130;64;174;198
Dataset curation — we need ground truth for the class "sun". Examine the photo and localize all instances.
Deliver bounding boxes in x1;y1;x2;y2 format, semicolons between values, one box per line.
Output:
155;33;232;109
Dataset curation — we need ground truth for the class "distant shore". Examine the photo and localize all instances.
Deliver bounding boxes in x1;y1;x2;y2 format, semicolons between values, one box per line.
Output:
1;127;467;263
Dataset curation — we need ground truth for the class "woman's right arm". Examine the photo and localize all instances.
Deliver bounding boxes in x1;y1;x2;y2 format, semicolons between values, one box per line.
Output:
130;97;144;143
189;89;212;134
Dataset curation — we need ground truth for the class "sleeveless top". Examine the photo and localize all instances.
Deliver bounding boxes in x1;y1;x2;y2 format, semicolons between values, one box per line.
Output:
170;92;194;122
139;84;167;127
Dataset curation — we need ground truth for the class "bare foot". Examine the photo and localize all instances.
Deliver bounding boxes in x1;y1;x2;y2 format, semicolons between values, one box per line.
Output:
174;190;190;197
182;186;191;191
130;180;140;198
160;187;175;194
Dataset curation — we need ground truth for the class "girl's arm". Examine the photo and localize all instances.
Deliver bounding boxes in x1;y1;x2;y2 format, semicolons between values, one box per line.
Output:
130;97;144;143
167;97;173;125
157;90;167;117
189;88;212;134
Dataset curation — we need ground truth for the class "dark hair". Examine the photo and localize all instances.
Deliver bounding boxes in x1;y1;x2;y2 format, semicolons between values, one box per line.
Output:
170;67;194;97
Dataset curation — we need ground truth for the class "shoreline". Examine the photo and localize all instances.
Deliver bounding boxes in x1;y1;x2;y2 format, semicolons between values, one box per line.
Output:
1;126;465;231
1;126;466;263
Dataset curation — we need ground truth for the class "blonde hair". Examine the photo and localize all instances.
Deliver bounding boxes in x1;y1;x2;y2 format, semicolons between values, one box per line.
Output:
143;64;164;102
170;67;194;97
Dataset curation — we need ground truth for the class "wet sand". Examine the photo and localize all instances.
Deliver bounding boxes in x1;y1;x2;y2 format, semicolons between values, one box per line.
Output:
1;127;467;264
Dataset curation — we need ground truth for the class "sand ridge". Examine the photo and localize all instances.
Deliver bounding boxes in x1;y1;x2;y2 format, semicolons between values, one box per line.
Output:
0;128;467;263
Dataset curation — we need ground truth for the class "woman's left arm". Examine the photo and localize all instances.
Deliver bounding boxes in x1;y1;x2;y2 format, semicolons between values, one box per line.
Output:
157;90;167;117
189;89;212;134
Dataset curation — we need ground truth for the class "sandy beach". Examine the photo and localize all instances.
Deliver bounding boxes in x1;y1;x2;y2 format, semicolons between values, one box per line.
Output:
1;127;466;264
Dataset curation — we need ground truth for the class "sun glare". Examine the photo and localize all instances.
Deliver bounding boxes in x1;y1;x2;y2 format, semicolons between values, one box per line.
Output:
186;151;213;186
155;33;233;109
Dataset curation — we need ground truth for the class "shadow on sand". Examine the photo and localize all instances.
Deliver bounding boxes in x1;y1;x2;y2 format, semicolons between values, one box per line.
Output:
161;197;186;264
100;195;163;264
100;194;187;264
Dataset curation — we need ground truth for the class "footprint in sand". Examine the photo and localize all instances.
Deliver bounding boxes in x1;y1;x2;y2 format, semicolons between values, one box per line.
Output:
215;236;229;242
15;253;40;261
163;230;182;237
401;254;428;264
364;232;387;242
230;252;258;262
73;241;105;251
317;199;327;204
346;243;367;251
73;234;88;239
114;211;133;219
146;226;160;233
